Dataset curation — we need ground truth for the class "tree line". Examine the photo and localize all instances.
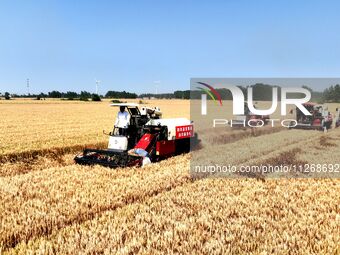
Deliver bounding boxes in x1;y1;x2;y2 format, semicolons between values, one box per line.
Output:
139;91;190;99
189;84;332;103
0;90;187;100
1;84;340;102
140;84;328;102
322;84;340;102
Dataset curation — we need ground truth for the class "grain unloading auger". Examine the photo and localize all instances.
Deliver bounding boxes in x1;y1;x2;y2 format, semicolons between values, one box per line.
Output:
74;103;198;168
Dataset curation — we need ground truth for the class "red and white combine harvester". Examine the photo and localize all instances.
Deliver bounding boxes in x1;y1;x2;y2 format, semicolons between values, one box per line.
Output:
75;103;198;168
231;102;270;128
291;102;333;131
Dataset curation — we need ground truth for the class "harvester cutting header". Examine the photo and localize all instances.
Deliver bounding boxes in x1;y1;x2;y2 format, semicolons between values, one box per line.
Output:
75;103;197;168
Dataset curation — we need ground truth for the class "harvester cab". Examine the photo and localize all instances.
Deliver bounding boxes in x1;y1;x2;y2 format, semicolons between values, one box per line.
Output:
74;103;197;168
292;103;332;131
231;102;270;127
106;103;162;150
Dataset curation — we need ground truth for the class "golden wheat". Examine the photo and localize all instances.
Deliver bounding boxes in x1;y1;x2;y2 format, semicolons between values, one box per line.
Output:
0;155;191;251
0;99;189;156
9;178;339;255
1;99;339;254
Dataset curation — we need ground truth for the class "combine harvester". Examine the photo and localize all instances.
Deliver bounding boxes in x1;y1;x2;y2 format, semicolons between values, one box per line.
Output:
75;103;197;168
231;102;270;128
290;102;333;131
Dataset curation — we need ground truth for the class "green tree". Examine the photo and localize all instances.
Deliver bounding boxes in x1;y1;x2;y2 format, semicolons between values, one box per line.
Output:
334;84;340;102
80;91;91;101
48;91;62;98
4;92;10;100
92;94;101;101
65;91;78;100
105;90;137;99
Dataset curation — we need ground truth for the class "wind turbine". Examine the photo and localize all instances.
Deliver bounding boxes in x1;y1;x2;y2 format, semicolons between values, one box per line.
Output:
27;78;30;95
95;79;101;94
154;80;161;95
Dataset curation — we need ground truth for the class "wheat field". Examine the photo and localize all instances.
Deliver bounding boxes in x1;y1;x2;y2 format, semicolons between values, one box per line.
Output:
0;99;339;254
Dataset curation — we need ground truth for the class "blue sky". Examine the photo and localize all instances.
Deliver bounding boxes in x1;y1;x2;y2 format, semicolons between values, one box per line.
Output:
0;0;340;94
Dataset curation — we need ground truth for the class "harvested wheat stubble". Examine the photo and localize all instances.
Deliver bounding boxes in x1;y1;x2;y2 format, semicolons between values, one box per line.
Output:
0;155;191;251
191;129;323;178
9;178;340;255
294;133;340;172
245;128;340;178
199;126;284;146
193;130;330;179
195;128;340;179
318;135;337;147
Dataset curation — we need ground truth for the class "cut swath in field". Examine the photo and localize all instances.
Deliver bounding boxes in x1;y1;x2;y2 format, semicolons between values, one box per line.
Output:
0;142;106;164
0;142;106;177
0;153;75;177
191;129;324;178
318;135;337;147
297;132;340;167
240;148;308;179
242;128;340;178
199;126;284;146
